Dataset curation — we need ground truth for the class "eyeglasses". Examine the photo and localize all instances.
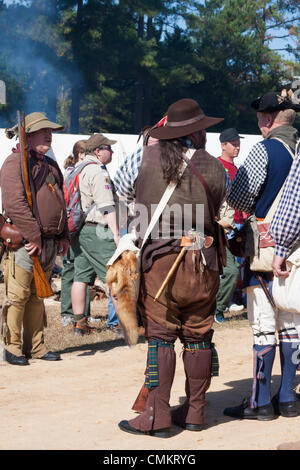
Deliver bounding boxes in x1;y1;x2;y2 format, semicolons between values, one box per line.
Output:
98;145;113;152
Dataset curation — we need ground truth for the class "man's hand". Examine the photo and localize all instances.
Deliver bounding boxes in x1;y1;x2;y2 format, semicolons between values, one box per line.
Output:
25;242;42;256
272;254;289;278
217;219;232;229
57;239;70;257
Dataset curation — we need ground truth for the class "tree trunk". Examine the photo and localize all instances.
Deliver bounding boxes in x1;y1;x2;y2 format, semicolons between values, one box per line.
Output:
134;74;144;133
70;0;83;134
143;16;153;126
134;14;144;133
47;0;60;122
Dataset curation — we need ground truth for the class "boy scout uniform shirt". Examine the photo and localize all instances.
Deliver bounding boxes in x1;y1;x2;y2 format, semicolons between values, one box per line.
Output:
78;154;116;226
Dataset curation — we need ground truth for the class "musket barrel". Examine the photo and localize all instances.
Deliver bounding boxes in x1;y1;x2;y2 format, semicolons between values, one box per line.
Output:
17;110;53;298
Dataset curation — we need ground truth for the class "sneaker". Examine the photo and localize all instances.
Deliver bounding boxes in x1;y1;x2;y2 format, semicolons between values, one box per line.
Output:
88;317;99;324
229;303;244;313
108;324;120;332
61;315;73;327
214;311;228;324
108;324;124;338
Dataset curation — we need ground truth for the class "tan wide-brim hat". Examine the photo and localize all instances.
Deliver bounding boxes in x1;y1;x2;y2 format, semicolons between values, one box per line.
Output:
149;98;224;140
86;133;117;152
5;111;64;139
24;112;64;134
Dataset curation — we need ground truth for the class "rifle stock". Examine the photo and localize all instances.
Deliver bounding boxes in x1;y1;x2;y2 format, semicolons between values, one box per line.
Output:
32;256;53;299
17;111;53;299
131;383;148;413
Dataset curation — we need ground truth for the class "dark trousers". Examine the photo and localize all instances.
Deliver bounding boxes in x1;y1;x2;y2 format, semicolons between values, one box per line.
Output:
129;319;212;431
216;246;240;313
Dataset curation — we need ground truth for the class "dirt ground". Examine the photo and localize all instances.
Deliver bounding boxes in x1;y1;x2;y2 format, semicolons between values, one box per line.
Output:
0;283;300;451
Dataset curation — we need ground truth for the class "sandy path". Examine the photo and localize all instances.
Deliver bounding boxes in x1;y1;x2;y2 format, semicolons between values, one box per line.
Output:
0;320;299;451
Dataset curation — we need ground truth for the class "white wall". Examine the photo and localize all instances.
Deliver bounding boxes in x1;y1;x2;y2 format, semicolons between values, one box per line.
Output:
0;130;140;179
0;129;262;210
0;129;262;178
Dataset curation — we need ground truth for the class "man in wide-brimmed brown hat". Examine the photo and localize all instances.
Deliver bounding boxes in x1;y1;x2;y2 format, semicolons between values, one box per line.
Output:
115;98;227;437
1;112;68;366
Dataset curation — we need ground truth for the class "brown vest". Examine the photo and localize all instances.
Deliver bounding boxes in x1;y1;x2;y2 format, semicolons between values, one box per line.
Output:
29;155;67;237
134;144;226;271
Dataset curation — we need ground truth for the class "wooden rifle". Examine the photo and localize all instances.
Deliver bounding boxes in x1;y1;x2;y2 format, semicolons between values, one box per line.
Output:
17;111;54;298
131;383;148;413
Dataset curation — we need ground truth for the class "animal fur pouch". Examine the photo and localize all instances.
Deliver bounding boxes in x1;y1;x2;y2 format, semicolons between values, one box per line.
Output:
106;234;140;346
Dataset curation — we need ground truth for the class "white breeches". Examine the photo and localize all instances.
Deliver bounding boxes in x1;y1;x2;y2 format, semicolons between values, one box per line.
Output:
246;285;300;346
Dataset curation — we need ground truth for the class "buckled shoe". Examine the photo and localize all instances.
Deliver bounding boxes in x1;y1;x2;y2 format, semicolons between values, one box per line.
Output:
271;396;298;418
223;398;277;421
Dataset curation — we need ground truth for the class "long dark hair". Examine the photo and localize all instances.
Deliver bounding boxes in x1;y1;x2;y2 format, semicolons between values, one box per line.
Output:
159;139;186;185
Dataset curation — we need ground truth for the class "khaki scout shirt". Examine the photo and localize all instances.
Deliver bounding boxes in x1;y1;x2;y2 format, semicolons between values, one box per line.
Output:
78;154;116;225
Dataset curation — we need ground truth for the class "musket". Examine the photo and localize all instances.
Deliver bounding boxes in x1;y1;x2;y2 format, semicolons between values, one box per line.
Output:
17;111;54;299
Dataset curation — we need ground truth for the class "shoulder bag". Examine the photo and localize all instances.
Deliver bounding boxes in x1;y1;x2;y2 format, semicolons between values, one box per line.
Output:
181;155;227;272
272;244;300;313
250;137;297;272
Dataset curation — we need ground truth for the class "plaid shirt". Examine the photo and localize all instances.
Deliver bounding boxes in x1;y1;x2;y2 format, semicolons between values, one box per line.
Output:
269;150;300;258
113;146;142;201
114;144;232;202
226;142;268;213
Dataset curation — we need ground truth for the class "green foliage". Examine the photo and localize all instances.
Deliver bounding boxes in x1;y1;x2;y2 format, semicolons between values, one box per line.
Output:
0;0;299;134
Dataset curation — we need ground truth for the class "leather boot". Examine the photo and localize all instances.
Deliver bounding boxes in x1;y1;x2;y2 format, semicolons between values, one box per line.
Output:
73;317;92;335
127;344;176;433
172;348;212;428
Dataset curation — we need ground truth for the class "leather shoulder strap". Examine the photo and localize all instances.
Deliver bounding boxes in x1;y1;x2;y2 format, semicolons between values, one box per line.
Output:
271;137;297;160
141;148;196;247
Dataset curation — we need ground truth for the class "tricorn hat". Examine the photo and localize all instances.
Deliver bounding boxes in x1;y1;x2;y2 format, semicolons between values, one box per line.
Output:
5;111;64;139
85;133;117;152
149;99;224;140
251;90;300;113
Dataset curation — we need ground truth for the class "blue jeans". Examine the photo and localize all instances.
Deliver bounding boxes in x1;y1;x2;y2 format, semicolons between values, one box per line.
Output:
107;227;128;327
107;296;118;327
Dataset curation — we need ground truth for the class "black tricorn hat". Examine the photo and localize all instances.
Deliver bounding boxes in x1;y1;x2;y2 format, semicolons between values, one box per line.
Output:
149;99;224;140
251;91;300;113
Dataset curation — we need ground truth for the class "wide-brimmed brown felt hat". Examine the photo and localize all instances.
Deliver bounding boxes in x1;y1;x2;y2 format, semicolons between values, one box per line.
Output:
149;99;224;140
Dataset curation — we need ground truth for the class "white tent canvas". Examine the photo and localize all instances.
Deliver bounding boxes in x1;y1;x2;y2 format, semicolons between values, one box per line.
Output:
0;128;262;213
0;129;262;178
